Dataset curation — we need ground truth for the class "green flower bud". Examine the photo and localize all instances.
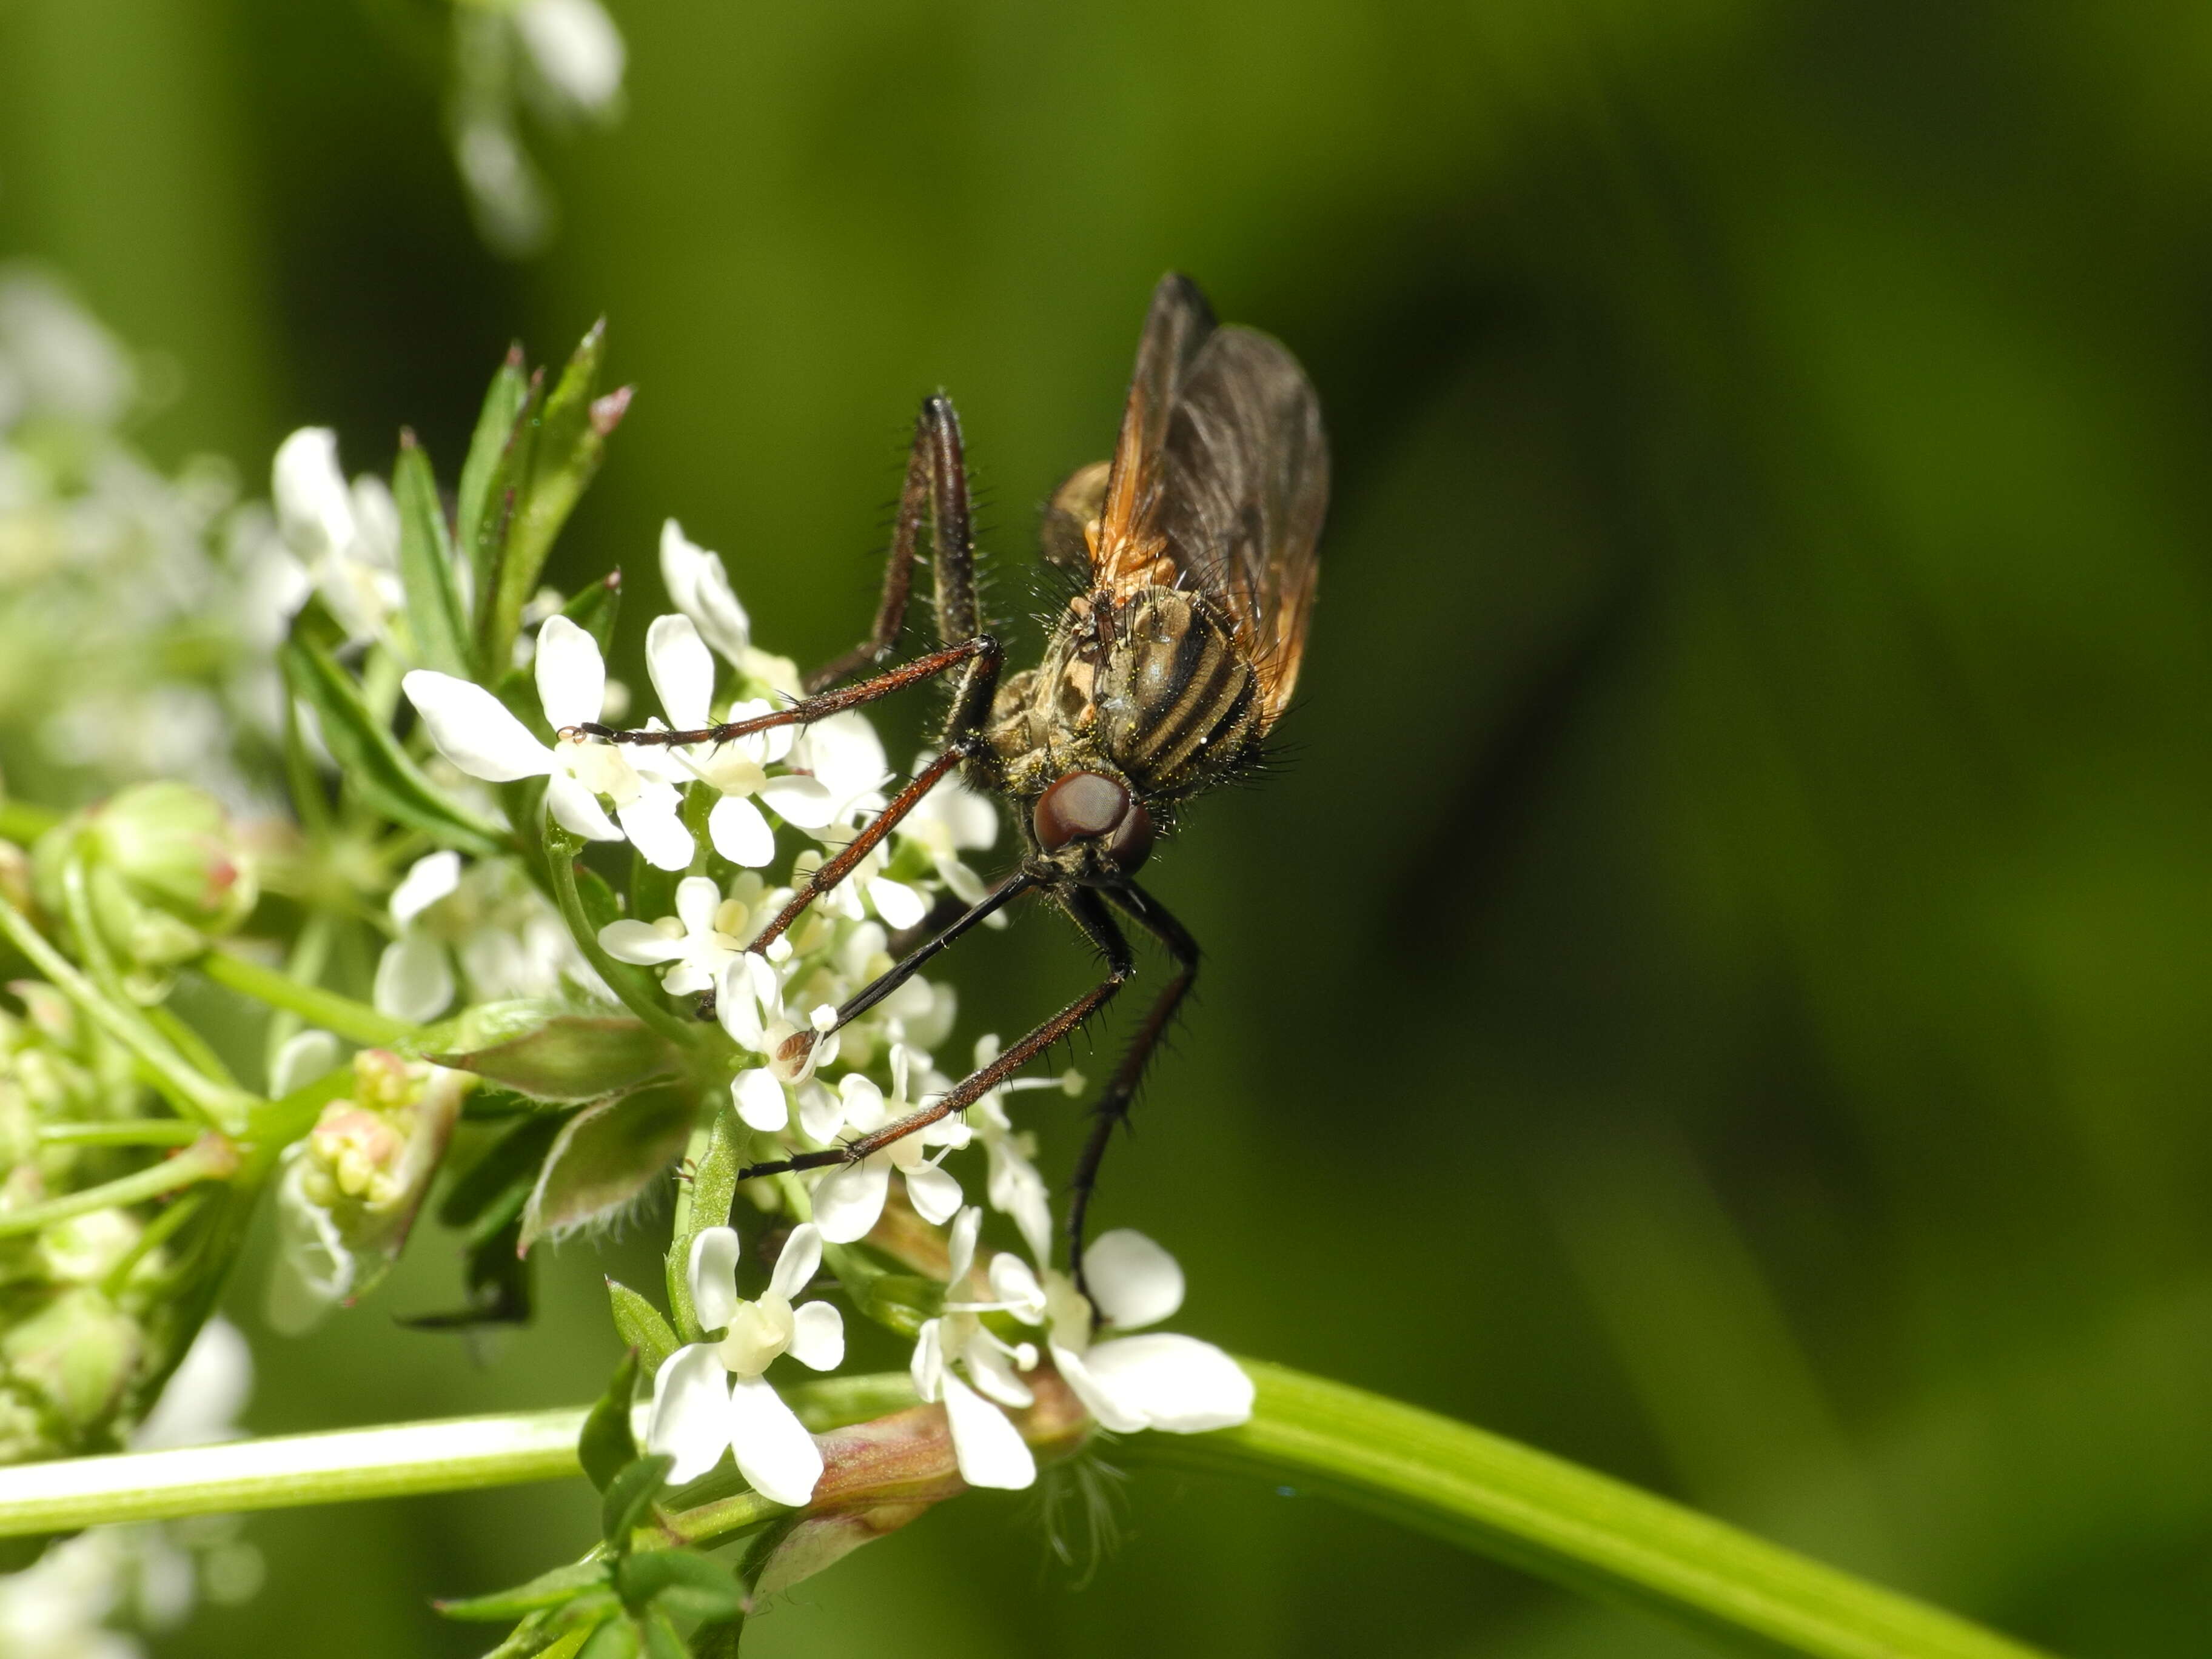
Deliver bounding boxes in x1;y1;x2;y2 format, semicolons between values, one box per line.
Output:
36;1208;141;1286
32;782;258;982
1;1284;142;1436
0;838;30;915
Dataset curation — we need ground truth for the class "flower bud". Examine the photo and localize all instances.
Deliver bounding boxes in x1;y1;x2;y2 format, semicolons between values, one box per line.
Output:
33;782;258;982
1;1285;142;1439
266;1052;469;1333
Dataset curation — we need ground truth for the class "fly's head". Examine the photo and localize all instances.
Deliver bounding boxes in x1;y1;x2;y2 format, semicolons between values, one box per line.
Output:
1029;768;1155;886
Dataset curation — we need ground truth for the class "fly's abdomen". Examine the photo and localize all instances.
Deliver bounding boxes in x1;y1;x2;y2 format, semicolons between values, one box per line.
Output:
1096;589;1261;796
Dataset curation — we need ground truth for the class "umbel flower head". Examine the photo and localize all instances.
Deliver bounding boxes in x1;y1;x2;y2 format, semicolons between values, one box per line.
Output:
645;1224;845;1504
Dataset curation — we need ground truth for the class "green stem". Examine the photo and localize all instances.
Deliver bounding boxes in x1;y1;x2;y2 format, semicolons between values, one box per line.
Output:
545;843;700;1050
1127;1361;2047;1659
38;1119;203;1148
0;1136;236;1239
196;947;418;1049
0;893;254;1134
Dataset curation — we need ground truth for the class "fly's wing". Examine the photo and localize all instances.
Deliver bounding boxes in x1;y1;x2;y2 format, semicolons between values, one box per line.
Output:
1093;275;1327;723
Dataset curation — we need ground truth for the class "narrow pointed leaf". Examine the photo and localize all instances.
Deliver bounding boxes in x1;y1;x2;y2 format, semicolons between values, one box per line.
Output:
601;1453;674;1549
577;1614;643;1659
642;1609;695;1659
437;1015;680;1104
607;1279;680;1373
281;635;509;858
520;1088;694;1254
581;1349;644;1492
458;344;529;589
435;1559;609;1621
472;364;546;676
394;432;472;676
616;1549;746;1623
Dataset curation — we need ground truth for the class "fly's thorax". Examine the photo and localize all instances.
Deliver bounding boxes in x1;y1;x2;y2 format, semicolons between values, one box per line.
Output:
989;586;1263;803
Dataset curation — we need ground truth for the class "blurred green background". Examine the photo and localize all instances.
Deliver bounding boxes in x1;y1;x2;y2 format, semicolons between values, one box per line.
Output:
10;1;2212;1653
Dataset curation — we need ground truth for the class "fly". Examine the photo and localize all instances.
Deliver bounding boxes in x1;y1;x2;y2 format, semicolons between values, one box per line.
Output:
571;273;1327;1288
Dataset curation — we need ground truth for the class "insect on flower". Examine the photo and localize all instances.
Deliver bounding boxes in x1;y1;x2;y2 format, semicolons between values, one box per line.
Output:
569;273;1327;1288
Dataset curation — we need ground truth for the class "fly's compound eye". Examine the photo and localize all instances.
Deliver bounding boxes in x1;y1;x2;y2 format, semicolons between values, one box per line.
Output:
1033;770;1150;871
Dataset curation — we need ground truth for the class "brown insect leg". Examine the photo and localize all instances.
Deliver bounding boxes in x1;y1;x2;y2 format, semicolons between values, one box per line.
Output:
1065;880;1200;1301
736;886;1133;1183
807;394;974;694
745;740;977;957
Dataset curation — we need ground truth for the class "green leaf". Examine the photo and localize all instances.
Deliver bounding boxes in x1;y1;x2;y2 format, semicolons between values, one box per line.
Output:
665;1106;743;1341
280;634;509;859
438;1016;682;1104
435;1560;610;1621
481;323;632;677
601;1453;674;1550
616;1549;746;1624
642;1609;695;1659
575;1614;643;1659
438;1113;566;1232
394;431;472;677
606;1279;681;1373
563;569;623;656
580;1349;643;1493
520;1087;695;1255
458;344;530;597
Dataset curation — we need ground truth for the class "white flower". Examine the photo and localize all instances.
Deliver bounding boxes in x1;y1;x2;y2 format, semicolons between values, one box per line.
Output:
659;519;751;667
639;611;833;865
1039;1231;1253;1435
908;1208;1041;1490
373;850;464;1024
896;759;1000;906
272;427;402;643
512;0;625;116
967;1034;1080;1262
811;1044;966;1242
642;1225;842;1504
597;874;746;996
401;615;694;870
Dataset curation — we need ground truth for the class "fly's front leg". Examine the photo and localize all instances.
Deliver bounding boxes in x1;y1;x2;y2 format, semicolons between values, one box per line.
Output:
808;394;979;694
737;886;1133;1182
1065;881;1200;1299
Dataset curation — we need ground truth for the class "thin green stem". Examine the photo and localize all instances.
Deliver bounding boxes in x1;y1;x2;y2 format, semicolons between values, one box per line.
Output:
38;1119;204;1148
1126;1361;2047;1659
0;893;253;1134
0;1136;236;1239
196;947;417;1049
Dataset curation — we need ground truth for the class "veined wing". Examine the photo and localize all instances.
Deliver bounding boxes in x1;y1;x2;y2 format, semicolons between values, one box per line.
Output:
1092;273;1327;722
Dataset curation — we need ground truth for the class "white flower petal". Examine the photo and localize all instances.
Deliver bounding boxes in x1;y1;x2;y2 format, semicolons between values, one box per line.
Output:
403;671;554;783
646;1345;733;1484
964;1334;1036;1409
798;714;887;804
674;874;722;936
946;1206;982;1290
1079;1334;1254;1432
866;877;927;932
534;614;606;731
811;1160;890;1244
545;773;624;842
1085;1230;1185;1330
685;1227;742;1333
717;957;766;1051
515;0;626;117
756;773;837;830
273;427;353;552
646;612;716;732
769;1223;822;1302
910;1318;945;1403
795;1079;844;1142
374;933;454;1024
708;794;776;867
725;1375;823;1506
660;520;752;665
837;1072;885;1133
269;1028;340;1098
731;1068;788;1131
903;1159;963;1226
595;919;683;965
787;1300;845;1372
389;850;463;927
1049;1341;1147;1434
616;796;695;871
940;1370;1036;1490
987;1255;1047;1326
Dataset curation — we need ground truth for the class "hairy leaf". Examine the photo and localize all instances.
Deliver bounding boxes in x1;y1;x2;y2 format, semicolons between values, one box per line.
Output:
606;1279;681;1374
521;1087;694;1254
438;1016;680;1104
